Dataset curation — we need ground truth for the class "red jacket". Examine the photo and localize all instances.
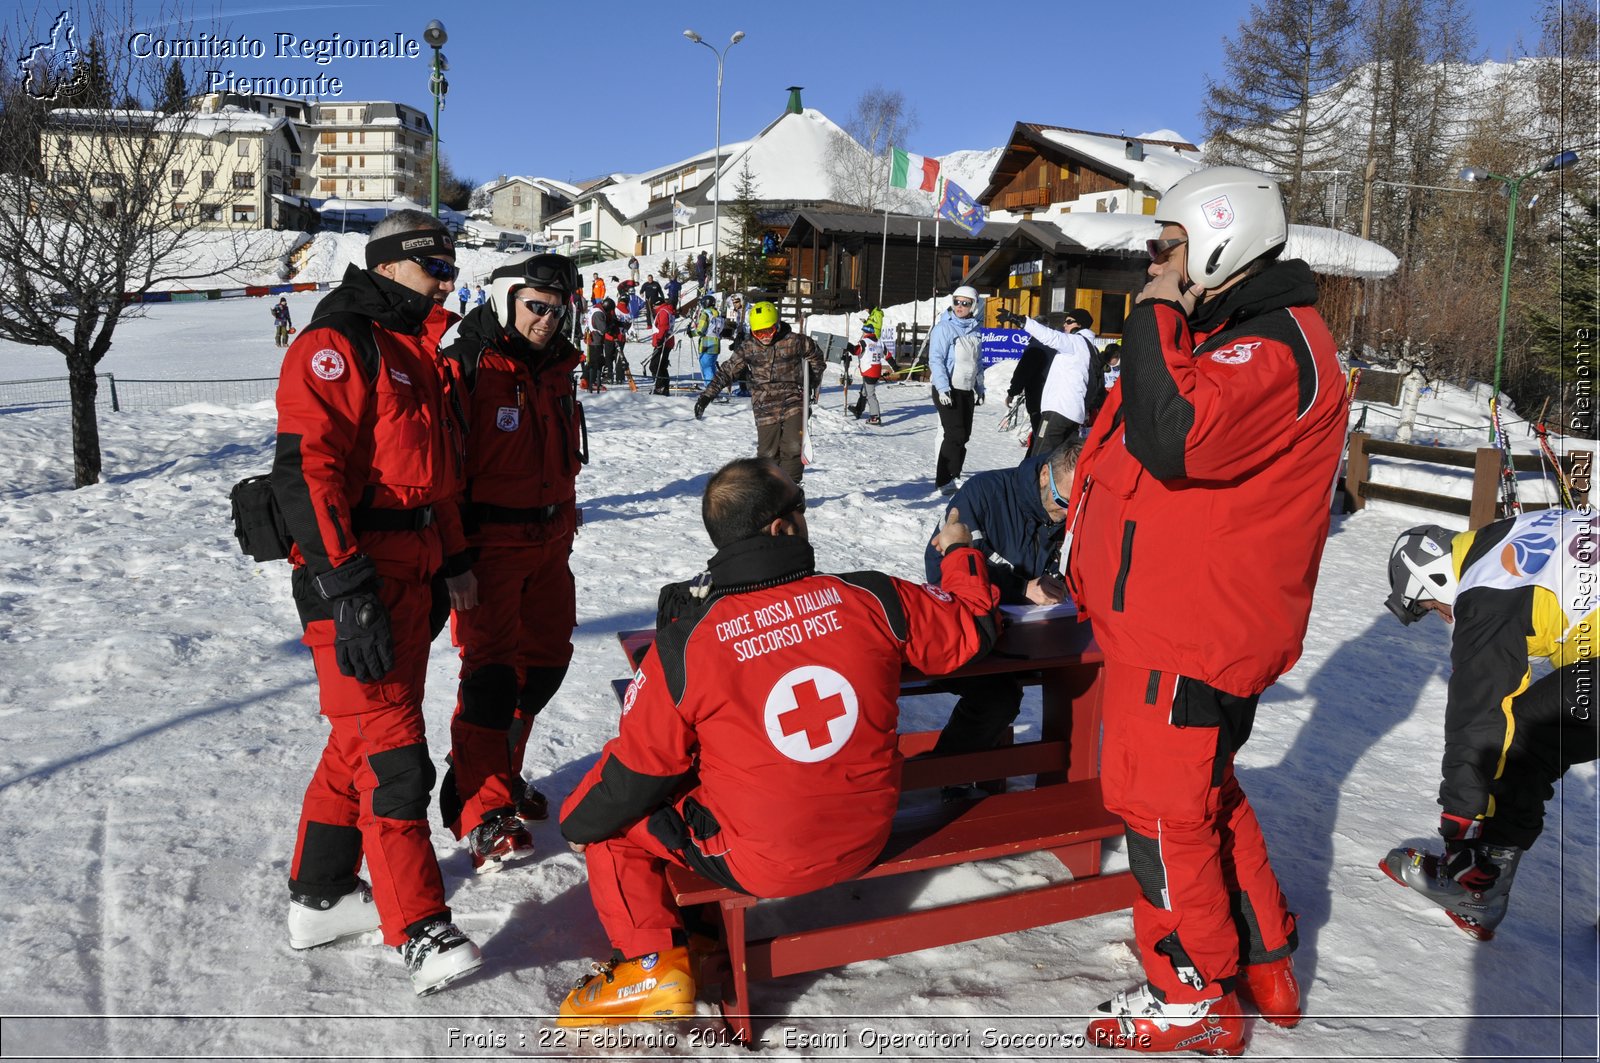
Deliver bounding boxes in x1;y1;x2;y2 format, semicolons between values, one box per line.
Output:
441;306;585;544
1065;260;1348;696
561;535;999;897
652;302;675;347
272;266;467;575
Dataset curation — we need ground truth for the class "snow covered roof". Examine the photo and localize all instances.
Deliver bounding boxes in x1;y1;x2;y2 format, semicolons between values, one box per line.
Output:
486;175;582;199
977;124;1205;203
688;108;848;205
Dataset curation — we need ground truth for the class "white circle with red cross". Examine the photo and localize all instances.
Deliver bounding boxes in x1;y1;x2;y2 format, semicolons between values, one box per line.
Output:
310;348;346;380
763;666;859;763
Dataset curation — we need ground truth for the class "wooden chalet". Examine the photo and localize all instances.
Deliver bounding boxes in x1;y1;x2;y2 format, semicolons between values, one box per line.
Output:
778;209;1012;313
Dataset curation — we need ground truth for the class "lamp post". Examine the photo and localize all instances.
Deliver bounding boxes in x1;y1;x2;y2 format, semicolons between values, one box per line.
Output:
423;20;448;218
1458;149;1579;437
683;28;744;294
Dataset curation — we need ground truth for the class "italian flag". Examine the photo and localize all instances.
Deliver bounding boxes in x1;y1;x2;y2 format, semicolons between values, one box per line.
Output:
890;147;940;192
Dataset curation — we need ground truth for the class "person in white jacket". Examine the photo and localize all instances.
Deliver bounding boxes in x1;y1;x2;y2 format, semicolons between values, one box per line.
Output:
998;307;1096;457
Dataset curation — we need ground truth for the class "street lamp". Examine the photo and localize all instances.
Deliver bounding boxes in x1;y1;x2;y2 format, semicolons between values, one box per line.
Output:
1458;148;1579;437
683;28;744;294
423;19;448;218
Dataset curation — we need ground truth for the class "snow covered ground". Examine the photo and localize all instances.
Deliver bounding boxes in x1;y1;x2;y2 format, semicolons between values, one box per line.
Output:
0;298;1594;1062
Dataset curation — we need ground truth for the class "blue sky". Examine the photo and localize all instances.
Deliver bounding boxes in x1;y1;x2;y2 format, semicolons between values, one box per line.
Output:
94;0;1552;186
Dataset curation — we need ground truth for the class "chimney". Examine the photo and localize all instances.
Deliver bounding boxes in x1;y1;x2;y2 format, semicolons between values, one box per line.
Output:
785;86;804;115
1124;140;1145;162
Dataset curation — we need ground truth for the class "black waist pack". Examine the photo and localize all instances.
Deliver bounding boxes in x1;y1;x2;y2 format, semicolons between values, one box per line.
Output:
230;474;292;562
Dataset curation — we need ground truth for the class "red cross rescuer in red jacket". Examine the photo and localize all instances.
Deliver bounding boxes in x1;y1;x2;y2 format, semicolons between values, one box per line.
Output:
435;254;588;872
271;211;484;997
1064;167;1349;1055
555;458;1001;1026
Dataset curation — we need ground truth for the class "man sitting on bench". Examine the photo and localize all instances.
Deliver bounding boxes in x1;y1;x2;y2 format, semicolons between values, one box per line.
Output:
556;457;1000;1027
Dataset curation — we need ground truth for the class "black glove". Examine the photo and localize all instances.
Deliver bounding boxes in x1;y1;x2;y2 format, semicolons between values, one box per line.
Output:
316;555;394;683
975;394;985;406
998;311;1024;328
694;394;711;419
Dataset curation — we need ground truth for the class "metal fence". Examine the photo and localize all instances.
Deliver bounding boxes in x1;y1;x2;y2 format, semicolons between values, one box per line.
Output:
0;373;277;412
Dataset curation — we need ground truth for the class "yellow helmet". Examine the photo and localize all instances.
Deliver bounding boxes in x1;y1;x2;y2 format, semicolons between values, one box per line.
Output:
748;301;779;331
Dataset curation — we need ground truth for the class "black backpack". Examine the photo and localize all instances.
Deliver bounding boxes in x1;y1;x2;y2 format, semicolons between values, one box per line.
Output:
1083;342;1109;419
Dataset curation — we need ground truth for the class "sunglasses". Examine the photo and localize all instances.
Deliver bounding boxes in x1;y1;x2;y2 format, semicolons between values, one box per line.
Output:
409;255;460;282
763;489;806;527
517;297;564;318
1046;461;1070;510
1146;238;1187;264
952;298;975;308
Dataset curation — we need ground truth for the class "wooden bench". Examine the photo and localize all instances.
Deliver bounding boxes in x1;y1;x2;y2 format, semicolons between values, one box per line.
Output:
610;622;1130;1042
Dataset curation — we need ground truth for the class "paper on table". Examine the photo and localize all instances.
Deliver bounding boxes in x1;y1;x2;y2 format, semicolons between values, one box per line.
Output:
998;600;1078;623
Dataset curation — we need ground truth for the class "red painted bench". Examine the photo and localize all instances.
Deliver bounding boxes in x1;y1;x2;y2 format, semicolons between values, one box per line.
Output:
611;619;1131;1043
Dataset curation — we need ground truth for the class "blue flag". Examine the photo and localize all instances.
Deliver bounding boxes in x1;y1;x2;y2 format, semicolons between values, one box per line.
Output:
936;178;987;236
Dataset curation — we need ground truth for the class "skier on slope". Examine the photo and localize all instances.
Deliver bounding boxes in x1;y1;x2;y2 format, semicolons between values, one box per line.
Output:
1380;510;1597;939
693;301;825;487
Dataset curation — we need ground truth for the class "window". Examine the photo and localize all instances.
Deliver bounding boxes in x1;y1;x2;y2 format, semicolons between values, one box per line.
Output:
320;179;336;193
320;132;335;145
56;136;68;152
346;131;353;144
170;170;183;189
358;180;366;192
200;170;215;189
233;171;254;189
698;222;712;244
358;156;365;168
232;204;256;223
237;138;249;157
200;203;222;221
359;131;365;144
90;171;120;188
345;108;354;120
579;221;592;240
512;193;522;206
171;203;187;220
319;157;334;169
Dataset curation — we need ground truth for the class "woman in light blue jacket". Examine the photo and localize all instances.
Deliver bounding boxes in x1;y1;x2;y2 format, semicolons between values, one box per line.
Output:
927;285;986;493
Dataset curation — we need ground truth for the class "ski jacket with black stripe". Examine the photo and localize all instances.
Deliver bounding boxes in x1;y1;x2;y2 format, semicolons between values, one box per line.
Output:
560;534;1000;897
1065;259;1348;697
441;305;584;545
1437;509;1597;824
271;265;467;577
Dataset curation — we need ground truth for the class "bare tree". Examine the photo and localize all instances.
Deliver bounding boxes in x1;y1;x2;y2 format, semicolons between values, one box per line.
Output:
0;1;271;486
825;86;924;212
1203;0;1360;221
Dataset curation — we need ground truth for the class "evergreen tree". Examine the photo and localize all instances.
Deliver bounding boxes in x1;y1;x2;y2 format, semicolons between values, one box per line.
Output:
156;59;187;112
1202;0;1359;222
61;33;113;109
715;162;779;297
1527;195;1598;436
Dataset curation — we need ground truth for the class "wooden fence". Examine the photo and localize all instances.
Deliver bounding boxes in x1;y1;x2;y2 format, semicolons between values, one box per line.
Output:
1344;432;1592;528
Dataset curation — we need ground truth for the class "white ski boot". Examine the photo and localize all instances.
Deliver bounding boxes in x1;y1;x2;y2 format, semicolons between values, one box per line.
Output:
287;881;381;950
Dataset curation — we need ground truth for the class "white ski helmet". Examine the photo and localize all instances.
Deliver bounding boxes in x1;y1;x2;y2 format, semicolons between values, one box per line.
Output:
952;285;979;306
1154;166;1287;287
1385;525;1460;625
489;253;578;330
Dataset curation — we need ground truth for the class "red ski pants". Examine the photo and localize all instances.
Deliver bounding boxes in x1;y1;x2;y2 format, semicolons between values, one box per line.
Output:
1099;660;1295;1003
582;816;685;960
290;542;448;947
447;536;575;837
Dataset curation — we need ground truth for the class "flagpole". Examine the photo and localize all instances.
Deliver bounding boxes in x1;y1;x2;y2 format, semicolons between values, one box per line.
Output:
912;219;921;333
878;146;892;310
